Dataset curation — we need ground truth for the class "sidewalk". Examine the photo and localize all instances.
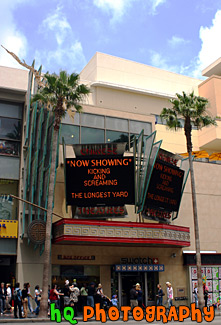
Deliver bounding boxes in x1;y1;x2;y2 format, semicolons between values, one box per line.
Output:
0;309;221;323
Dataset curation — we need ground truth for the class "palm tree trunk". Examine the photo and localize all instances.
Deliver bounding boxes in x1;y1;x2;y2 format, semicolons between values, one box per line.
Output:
185;121;204;309
39;128;59;317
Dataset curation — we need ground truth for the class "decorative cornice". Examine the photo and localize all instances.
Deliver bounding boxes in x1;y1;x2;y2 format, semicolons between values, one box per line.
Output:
53;219;190;247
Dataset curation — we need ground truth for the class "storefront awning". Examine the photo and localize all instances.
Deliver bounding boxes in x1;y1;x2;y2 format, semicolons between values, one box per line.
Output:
53;219;190;247
115;264;164;272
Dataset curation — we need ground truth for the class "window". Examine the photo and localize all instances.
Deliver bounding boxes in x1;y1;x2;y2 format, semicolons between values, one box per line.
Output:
0;118;21;140
81;113;104;129
60;125;79;145
106;117;128;132
130;120;151;135
0;140;20;156
61;113;152;151
0;101;22;157
81;127;105;144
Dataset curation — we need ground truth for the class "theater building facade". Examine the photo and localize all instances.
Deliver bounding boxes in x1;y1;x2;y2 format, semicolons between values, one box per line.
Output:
1;54;221;306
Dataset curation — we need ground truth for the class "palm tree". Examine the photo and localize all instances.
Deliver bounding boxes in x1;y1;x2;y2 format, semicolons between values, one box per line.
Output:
31;71;90;317
160;91;216;310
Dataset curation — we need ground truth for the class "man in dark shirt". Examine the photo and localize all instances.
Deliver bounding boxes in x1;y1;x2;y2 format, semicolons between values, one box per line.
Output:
129;285;138;309
87;283;95;308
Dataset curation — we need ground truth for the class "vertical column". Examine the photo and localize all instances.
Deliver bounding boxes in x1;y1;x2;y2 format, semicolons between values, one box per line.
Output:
118;272;122;307
100;265;111;298
144;272;148;306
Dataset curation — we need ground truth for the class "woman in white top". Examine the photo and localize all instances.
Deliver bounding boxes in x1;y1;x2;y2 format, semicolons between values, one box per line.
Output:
166;282;173;308
5;284;12;311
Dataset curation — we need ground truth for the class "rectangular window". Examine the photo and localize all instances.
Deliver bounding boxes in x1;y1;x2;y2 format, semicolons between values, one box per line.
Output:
0;140;20;156
106;130;129;150
0;180;18;220
0;117;21;140
81;113;105;129
81;127;104;144
106;117;128;132
60;125;80;144
130;120;152;135
0;101;22;119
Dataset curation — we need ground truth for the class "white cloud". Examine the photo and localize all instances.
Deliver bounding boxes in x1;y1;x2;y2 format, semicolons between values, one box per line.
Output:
149;50;194;76
0;0;28;69
40;6;72;46
150;51;179;73
93;0;135;23
93;0;166;23
150;0;166;15
168;36;190;48
193;10;221;78
36;6;87;73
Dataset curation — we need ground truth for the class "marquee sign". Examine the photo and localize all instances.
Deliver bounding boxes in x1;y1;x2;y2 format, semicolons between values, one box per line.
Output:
144;159;184;212
75;206;127;218
66;156;135;207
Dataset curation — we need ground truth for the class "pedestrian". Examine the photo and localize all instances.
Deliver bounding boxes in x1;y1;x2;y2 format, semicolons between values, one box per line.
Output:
156;284;164;306
26;283;34;313
203;282;209;307
87;283;96;308
69;282;80;316
62;280;70;308
129;284;138;309
111;295;118;307
193;283;198;307
13;282;22;319
136;283;143;308
5;283;12;312
22;283;28;318
0;282;6;315
49;284;64;309
80;283;88;311
96;283;104;306
166;282;173;308
33;285;41;315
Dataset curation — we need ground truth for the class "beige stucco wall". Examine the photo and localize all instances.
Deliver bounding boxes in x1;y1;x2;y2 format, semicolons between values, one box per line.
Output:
199;76;221;118
175;161;221;252
0;66;28;92
81;53;201;97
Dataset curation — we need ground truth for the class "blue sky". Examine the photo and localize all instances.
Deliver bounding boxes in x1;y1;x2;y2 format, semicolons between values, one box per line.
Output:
1;0;221;79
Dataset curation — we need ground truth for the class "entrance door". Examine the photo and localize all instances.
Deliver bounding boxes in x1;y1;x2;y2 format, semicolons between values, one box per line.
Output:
121;272;144;306
120;272;158;306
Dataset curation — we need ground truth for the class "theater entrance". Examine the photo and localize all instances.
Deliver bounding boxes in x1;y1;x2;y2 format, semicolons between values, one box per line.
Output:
119;271;159;306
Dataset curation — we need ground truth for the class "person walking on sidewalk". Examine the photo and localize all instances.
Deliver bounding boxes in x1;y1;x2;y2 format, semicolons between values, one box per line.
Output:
22;283;28;318
166;282;173;308
34;285;41;315
13;283;22;319
0;283;6;315
26;283;34;313
5;283;12;312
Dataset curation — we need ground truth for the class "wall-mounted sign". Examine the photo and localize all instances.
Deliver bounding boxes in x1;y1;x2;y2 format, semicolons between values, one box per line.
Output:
73;143;126;157
144;159;184;213
58;255;95;261
27;220;46;245
0;220;18;238
75;206;127;218
120;257;159;264
66;156;135;206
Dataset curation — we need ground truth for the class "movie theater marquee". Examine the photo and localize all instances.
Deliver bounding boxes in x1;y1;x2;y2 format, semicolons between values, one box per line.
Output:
66;155;135;207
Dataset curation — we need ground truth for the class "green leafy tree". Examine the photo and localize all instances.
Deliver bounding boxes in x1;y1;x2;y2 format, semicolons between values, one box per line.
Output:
32;71;90;317
160;91;216;310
